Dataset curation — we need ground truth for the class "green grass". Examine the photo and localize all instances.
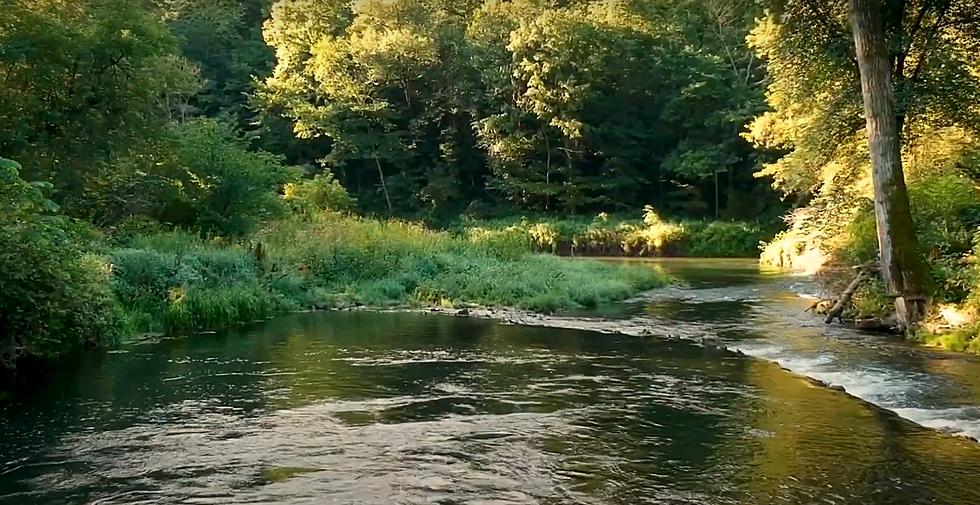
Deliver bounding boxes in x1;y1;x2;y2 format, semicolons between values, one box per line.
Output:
453;214;771;258
108;212;668;337
916;325;980;354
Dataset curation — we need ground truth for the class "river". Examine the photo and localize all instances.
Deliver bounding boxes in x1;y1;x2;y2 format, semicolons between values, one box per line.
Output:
2;259;980;504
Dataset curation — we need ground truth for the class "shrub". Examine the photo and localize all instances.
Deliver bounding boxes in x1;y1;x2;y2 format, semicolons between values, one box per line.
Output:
622;222;685;255
259;214;666;310
528;222;561;252
686;221;765;258
457;212;769;258
108;232;291;334
284;172;356;214
908;173;980;257
156;119;296;236
0;159;124;367
464;226;532;259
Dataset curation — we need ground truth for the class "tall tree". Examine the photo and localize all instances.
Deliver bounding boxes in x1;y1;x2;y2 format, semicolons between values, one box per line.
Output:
260;0;775;218
848;0;928;326
748;0;980;273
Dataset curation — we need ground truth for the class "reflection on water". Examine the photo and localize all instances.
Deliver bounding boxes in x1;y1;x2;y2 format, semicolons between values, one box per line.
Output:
2;303;980;504
621;259;980;441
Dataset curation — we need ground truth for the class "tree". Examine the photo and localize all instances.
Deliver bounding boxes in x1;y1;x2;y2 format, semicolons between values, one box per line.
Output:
472;0;770;214
157;119;297;235
157;0;275;122
749;0;980;272
257;0;776;218
0;0;197;214
848;0;928;326
261;0;488;217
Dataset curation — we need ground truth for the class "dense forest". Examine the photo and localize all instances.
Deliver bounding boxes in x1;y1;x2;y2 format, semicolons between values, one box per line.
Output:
2;0;780;223
2;0;980;369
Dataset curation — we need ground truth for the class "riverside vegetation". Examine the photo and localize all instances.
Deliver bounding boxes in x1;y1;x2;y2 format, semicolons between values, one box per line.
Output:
459;209;772;258
2;157;666;368
749;1;980;352
3;0;980;369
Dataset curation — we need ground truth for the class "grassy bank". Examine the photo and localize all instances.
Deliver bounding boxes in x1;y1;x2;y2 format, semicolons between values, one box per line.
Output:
110;213;668;337
454;210;771;259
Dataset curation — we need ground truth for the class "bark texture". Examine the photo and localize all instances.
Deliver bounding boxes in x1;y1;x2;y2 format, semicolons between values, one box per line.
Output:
848;0;928;328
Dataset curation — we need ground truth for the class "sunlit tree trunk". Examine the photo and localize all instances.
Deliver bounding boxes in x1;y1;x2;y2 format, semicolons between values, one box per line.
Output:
848;0;928;328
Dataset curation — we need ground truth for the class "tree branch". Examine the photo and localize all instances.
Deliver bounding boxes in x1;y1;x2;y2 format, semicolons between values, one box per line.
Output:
908;0;952;84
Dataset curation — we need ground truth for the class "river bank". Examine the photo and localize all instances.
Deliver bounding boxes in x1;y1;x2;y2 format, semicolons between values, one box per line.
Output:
112;248;980;444
2;213;669;371
455;212;773;258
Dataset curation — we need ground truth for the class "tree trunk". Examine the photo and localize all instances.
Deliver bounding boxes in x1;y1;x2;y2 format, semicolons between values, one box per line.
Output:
373;154;393;215
848;0;928;329
714;170;720;219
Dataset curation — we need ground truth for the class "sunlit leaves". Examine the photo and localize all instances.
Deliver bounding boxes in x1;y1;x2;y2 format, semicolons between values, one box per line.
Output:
748;0;980;200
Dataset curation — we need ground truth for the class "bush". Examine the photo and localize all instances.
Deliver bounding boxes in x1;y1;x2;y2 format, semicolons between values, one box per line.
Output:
102;213;665;340
908;173;980;257
0;159;124;367
464;225;532;259
259;214;666;310
837;173;980;301
455;211;770;258
284;171;356;214
156;119;296;236
685;221;765;257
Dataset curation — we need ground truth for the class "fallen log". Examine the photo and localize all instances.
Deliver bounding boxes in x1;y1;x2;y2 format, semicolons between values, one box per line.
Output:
853;314;900;332
825;261;877;324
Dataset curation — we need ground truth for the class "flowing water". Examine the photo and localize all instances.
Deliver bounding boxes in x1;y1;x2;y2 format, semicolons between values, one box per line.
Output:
3;259;980;504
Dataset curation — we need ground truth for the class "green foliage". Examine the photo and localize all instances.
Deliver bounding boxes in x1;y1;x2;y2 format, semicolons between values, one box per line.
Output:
259;0;779;219
838;173;980;297
917;326;980;355
850;277;892;318
158;0;274;121
284;172;356;213
0;0;196;212
464;226;532;260
455;212;769;258
109;234;298;334
749;1;980;353
907;174;980;258
0;159;123;367
103;212;665;339
157;119;296;235
258;213;666;310
684;221;766;258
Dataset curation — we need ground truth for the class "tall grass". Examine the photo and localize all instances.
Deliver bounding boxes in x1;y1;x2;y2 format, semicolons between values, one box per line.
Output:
109;239;297;334
455;215;770;258
108;213;668;337
258;214;666;309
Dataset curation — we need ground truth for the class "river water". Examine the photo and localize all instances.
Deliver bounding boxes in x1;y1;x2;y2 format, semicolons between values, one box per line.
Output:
2;259;980;504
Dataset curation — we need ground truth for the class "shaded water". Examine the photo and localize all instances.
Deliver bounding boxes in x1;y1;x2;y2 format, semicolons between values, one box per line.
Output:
2;260;980;504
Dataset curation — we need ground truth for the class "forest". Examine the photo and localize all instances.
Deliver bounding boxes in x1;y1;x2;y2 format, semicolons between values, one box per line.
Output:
2;0;980;369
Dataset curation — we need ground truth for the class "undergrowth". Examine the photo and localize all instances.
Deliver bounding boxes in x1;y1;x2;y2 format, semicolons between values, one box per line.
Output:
109;213;668;337
762;171;980;353
455;209;770;258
